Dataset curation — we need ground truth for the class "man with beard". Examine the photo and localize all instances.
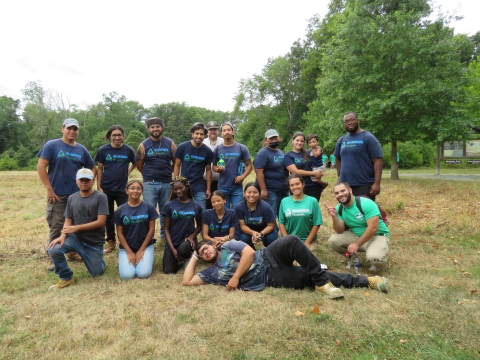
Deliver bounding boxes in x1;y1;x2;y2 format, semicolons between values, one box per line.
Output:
334;112;383;201
254;129;289;217
212;123;252;209
136;117;176;240
325;182;390;272
173;122;213;209
182;235;388;298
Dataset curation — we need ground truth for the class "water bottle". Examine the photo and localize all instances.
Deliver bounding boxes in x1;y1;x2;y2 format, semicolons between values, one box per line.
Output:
217;159;226;167
237;161;246;176
345;252;352;270
354;257;360;275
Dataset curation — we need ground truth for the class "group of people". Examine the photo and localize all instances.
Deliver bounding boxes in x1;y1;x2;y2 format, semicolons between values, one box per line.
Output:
38;112;390;300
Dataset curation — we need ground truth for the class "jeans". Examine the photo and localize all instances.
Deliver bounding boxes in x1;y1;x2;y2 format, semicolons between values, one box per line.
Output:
264;235;368;289
118;244;154;279
143;181;171;238
103;189;128;241
48;234;105;280
218;186;243;209
192;191;207;210
266;190;289;218
45;195;70;243
235;226;279;248
163;241;196;274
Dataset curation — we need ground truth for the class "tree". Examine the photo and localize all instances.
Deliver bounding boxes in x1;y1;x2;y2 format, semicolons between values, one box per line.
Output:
306;0;474;179
0;96;24;154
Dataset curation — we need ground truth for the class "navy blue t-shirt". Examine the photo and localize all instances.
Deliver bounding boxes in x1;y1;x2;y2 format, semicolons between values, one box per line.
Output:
309;150;323;168
234;199;276;233
161;198;203;247
174;141;213;193
37;139;95;195
141;137;174;183
202;209;238;238
253;147;288;193
283;151;314;187
113;201;159;253
212;142;251;189
334;131;383;187
95;144;136;191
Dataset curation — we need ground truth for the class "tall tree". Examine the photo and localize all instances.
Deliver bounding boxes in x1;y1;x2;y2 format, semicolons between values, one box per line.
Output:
306;0;474;179
0;96;24;154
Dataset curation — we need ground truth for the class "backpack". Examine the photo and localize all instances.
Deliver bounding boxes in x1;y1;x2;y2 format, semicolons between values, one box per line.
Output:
338;196;389;228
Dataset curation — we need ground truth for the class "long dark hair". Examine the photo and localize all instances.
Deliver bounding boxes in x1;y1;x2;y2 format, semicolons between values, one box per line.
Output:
105;125;125;140
292;132;309;161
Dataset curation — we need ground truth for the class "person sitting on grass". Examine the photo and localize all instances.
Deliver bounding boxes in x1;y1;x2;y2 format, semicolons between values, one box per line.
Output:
161;176;203;274
279;174;322;250
202;190;238;248
182;235;388;299
113;180;158;280
234;182;278;249
325;182;390;272
47;168;108;290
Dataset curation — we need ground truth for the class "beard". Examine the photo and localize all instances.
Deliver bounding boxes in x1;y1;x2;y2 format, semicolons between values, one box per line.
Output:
346;123;359;133
149;129;163;139
338;192;352;205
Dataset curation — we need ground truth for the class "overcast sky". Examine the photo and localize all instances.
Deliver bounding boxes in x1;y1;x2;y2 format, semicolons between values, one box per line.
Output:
0;0;478;112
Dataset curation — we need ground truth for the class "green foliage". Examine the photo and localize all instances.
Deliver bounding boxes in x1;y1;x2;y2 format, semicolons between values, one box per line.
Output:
124;129;146;152
13;145;34;168
0;96;24;154
382;141;435;168
0;156;18;170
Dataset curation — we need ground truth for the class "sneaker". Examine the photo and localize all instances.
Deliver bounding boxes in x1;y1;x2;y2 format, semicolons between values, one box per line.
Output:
316;282;345;299
368;276;388;293
67;251;82;262
103;239;116;254
48;278;75;291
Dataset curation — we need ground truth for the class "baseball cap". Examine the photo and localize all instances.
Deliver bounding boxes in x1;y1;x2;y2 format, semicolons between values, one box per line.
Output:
206;121;219;130
63;118;80;128
265;129;280;139
76;168;94;180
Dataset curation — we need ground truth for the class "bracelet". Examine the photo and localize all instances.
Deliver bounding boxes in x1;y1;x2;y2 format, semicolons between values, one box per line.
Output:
192;253;199;260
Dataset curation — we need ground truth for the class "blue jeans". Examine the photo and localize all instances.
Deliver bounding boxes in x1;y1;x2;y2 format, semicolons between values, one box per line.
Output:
192;191;207;210
48;234;105;280
235;225;279;248
118;245;154;279
143;181;171;238
266;190;289;218
218;187;243;209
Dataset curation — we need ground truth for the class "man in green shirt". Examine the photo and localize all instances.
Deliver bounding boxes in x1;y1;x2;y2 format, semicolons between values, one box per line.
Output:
325;182;390;271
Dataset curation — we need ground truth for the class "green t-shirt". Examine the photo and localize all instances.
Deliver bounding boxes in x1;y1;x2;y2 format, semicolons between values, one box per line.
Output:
279;195;323;242
335;196;389;237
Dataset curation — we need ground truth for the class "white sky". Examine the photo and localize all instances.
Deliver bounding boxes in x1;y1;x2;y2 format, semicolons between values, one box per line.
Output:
0;0;478;112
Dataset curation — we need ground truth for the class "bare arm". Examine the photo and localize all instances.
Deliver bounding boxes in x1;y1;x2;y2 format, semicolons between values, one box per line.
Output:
116;224;137;265
305;225;320;248
279;223;288;237
226;245;255;290
90;165;97;180
347;216;379;254
182;256;207;286
205;164;212;199
173;158;182;178
62;215;107;234
285;164;322;178
324;202;345;234
336;158;342;178
97;163;104;191
135;144;145;174
234;159;252;184
254;168;268;200
371;158;383;196
48;218;72;248
128;163;136;175
37;158;59;204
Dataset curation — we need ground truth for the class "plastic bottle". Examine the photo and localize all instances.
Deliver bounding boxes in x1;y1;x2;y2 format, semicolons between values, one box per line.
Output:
217;159;226;167
354;257;360;275
237;161;246;176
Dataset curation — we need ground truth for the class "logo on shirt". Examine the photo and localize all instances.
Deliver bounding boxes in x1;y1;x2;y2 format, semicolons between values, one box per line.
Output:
122;214;149;224
284;208;310;217
105;154;128;162
184;154;190;161
146;148;170;156
294;158;305;164
343;140;365;149
122;216;131;225
172;210;179;219
244;216;263;224
57;150;82;161
355;213;364;220
183;153;205;163
209;223;215;231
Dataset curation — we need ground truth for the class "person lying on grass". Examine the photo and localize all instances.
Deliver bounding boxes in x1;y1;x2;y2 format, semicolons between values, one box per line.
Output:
182;234;388;299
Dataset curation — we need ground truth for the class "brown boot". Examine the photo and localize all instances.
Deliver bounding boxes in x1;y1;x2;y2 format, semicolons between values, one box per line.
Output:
45;244;55;271
103;239;116;254
67;251;82;262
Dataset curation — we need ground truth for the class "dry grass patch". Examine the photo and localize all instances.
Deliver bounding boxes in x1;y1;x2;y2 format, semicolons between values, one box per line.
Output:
0;171;479;359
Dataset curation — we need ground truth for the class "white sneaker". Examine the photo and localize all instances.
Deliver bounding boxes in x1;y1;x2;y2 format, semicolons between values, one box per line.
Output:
316;282;345;299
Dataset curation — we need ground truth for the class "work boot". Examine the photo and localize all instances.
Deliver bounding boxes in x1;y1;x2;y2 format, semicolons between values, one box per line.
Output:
103;239;116;254
368;276;388;293
67;251;82;262
48;278;75;291
316;282;345;299
45;244;55;271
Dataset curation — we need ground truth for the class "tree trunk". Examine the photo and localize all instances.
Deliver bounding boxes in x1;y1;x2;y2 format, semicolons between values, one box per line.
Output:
436;144;441;175
390;140;400;180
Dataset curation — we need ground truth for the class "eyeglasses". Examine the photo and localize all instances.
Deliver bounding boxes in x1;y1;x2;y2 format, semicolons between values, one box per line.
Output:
111;134;124;138
198;244;210;257
343;119;358;124
127;187;143;191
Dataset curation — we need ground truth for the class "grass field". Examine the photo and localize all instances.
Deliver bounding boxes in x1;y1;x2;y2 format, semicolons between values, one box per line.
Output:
0;170;479;359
